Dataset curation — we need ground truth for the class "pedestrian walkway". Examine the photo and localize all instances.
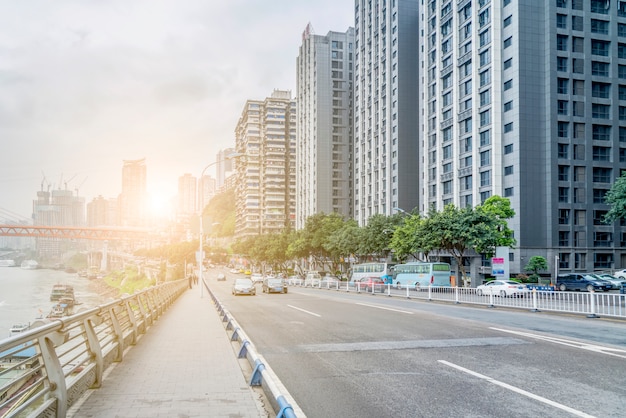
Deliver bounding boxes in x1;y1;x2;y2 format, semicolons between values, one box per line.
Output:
68;283;268;418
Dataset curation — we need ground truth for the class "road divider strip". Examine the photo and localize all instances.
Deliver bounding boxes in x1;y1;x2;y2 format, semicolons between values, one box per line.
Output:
438;360;596;418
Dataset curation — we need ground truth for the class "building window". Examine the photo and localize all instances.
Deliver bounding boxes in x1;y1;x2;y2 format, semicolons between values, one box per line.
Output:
591;0;610;14
480;150;491;166
619;43;626;59
592;104;610;119
559;231;570;246
504;79;513;90
558;122;569;138
558;78;569;94
504;166;514;176
557;35;568;51
593;189;608;203
592;82;611;98
593;167;612;182
479;50;491;67
573;80;584;95
504;187;514;197
504;144;513;154
480;170;491;186
479;30;491;47
504;36;512;49
572;14;583;30
504;58;512;70
591;19;609;34
480;109;491;126
592;125;611;141
558;100;568;115
620;65;626;79
558;143;568;159
557;57;568;72
592;146;610;161
572;58;584;74
573;123;585;139
592;40;610;56
504;101;513;112
480;130;491;146
504;123;513;133
557;14;567;29
480;69;491;86
503;16;512;27
592;61;609;77
559;209;571;225
558;165;569;181
480;90;491;106
558;187;569;203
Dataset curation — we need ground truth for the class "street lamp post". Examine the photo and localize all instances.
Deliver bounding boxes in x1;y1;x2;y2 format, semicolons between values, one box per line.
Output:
198;153;243;298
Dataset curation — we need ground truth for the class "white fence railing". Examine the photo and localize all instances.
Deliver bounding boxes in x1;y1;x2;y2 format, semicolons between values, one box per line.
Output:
293;282;626;319
0;279;188;418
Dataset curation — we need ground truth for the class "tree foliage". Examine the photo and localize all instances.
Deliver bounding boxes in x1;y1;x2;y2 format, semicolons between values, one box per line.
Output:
604;171;626;223
524;256;548;280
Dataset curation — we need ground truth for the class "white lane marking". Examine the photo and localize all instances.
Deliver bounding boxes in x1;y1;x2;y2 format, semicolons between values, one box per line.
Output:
355;302;414;315
490;327;626;359
287;305;321;317
438;360;596;418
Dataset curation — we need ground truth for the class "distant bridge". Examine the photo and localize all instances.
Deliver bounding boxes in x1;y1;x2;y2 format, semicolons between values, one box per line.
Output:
0;224;150;241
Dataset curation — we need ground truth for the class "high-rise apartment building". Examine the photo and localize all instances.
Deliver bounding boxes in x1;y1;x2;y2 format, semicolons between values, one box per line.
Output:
87;195;118;226
216;148;235;189
354;0;422;225
118;158;147;227
296;24;355;229
198;174;216;212
177;173;196;215
421;1;626;275
234;90;296;238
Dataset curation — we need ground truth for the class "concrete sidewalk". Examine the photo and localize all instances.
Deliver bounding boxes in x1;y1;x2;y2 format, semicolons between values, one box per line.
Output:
68;283;268;418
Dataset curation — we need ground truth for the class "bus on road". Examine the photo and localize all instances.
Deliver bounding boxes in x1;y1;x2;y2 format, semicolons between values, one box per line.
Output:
348;262;395;284
393;262;451;289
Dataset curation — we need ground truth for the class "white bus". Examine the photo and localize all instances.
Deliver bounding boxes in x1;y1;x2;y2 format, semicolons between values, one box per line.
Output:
348;262;395;284
393;262;451;289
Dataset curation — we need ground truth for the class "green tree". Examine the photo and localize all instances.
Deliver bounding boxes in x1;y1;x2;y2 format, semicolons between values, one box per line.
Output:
359;214;401;261
604;171;626;223
524;256;548;281
476;195;516;256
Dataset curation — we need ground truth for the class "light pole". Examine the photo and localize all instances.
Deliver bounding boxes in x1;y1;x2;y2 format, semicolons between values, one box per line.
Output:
198;153;243;298
393;207;410;216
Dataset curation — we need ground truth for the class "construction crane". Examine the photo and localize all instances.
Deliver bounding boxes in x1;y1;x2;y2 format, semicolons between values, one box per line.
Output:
75;176;88;197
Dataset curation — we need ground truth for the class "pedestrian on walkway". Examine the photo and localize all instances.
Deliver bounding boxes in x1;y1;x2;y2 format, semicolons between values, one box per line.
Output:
188;275;193;289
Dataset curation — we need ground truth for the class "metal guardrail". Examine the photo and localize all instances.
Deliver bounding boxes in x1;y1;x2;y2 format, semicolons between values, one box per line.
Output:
296;281;626;319
0;279;188;417
205;287;300;418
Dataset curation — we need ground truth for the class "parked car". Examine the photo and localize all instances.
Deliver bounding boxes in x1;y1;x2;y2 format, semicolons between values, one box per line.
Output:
304;271;322;287
319;276;340;288
613;269;626;280
594;274;626;290
555;274;612;292
287;275;303;286
232;278;256;296
216;273;226;281
357;276;386;293
476;280;530;297
251;273;264;284
262;277;288;294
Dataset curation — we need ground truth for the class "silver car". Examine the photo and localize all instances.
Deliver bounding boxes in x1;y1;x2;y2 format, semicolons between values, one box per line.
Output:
232;278;256;296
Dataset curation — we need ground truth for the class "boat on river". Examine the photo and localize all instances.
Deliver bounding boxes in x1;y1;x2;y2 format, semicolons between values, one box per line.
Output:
50;284;75;302
47;299;74;318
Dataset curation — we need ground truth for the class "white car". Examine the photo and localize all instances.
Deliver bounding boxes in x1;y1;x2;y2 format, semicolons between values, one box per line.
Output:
476;280;530;297
251;273;264;283
613;269;626;279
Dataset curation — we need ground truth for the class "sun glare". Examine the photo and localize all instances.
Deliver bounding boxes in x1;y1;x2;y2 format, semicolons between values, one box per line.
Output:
149;193;172;219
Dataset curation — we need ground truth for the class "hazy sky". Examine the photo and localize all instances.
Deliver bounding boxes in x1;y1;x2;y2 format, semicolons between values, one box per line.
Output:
0;0;353;220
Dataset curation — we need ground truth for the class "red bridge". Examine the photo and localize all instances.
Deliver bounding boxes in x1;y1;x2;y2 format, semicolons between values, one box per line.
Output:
0;224;150;241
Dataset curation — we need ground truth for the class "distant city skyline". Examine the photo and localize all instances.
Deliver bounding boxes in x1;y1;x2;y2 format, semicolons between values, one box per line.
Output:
0;1;353;220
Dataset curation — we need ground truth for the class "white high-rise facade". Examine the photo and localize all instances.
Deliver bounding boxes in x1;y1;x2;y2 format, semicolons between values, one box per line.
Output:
354;0;422;225
296;24;355;229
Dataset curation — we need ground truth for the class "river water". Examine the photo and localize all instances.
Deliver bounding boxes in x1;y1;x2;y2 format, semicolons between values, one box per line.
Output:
0;267;108;338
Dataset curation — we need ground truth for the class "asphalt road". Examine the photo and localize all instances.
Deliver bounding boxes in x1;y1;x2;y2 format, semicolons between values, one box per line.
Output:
208;270;626;418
